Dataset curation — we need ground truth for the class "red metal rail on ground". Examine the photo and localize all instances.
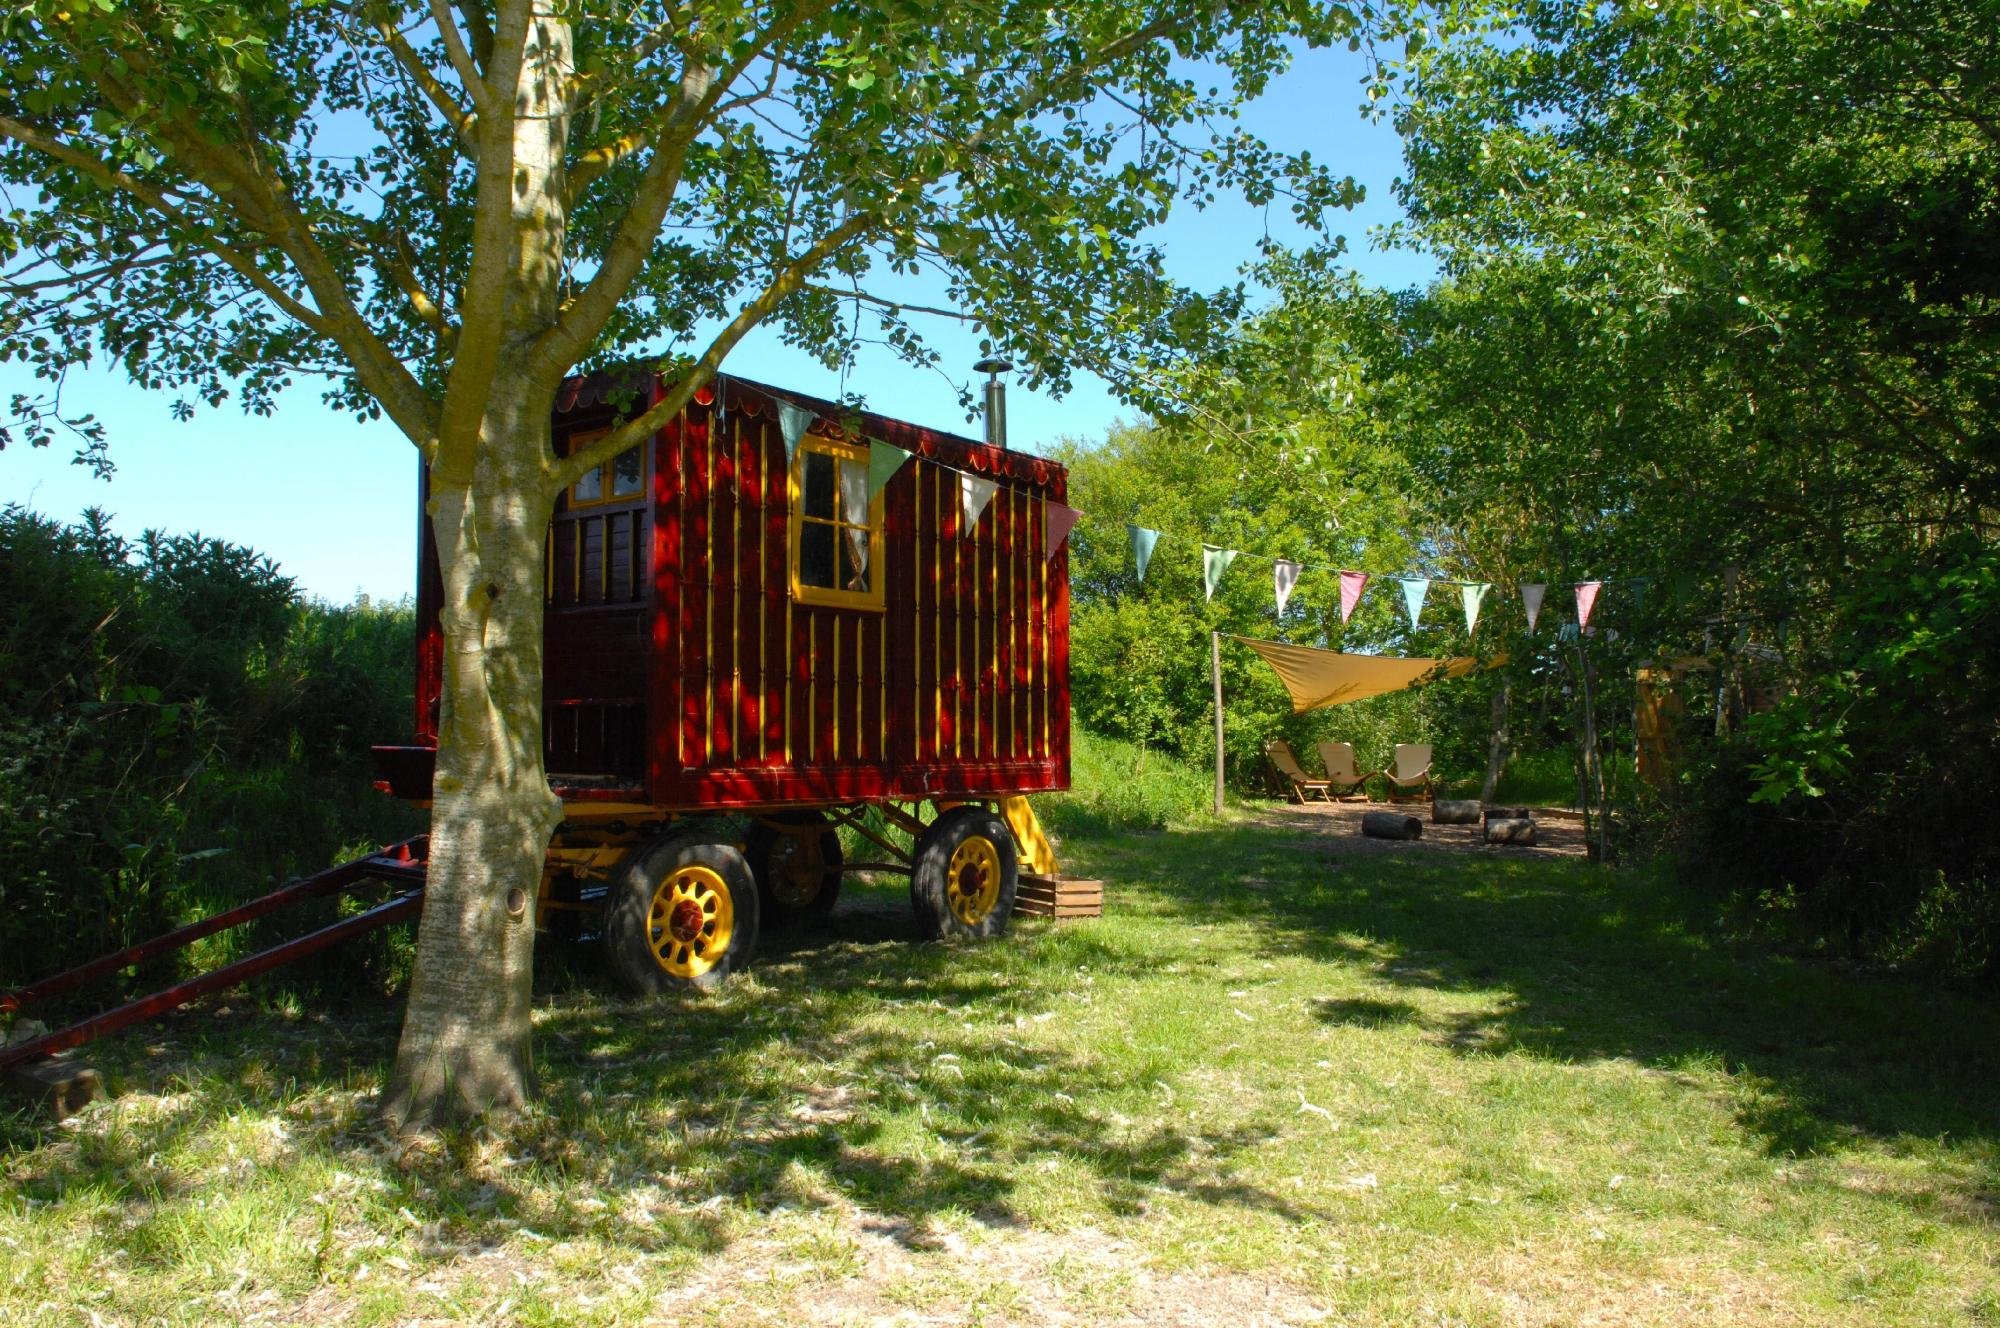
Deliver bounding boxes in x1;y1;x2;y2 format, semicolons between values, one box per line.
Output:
0;839;428;1071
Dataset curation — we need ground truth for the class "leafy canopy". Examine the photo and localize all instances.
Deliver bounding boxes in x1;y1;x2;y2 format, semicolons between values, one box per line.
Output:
0;0;1394;480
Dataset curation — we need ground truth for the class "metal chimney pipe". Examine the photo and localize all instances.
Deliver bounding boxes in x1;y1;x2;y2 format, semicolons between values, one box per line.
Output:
974;357;1013;450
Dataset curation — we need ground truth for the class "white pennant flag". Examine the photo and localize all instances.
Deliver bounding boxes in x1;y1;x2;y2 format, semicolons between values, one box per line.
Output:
1462;582;1491;634
959;471;998;529
1522;583;1547;634
1273;559;1301;615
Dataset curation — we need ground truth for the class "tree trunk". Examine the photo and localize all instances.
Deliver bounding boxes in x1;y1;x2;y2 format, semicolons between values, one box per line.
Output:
383;13;576;1132
383;411;563;1131
1479;679;1511;801
1574;638;1610;863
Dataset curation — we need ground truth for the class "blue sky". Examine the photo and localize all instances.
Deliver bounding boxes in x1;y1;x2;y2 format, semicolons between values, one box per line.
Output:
0;43;1431;603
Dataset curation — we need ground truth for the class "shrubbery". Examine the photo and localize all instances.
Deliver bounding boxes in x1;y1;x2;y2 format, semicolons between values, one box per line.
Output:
0;506;419;1000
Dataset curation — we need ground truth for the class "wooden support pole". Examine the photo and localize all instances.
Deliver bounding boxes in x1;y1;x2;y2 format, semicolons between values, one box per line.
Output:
1211;630;1225;817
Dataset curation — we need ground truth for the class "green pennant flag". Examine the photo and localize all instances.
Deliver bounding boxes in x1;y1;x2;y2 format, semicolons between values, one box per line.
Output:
1202;544;1238;602
1130;524;1161;582
1399;576;1430;628
778;401;814;464
866;440;911;498
1462;582;1491;633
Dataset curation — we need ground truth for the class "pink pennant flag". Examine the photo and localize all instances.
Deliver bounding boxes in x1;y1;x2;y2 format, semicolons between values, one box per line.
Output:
1043;502;1081;557
1575;581;1603;630
1339;570;1369;623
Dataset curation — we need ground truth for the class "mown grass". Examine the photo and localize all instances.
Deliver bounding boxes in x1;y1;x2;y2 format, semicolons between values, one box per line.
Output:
4;815;1997;1326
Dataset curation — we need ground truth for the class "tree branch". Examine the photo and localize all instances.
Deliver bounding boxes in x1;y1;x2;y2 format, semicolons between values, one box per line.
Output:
531;2;834;380
454;0;496;74
429;0;495;115
552;209;875;492
379;223;454;336
0;115;331;333
372;16;481;155
566;125;650;196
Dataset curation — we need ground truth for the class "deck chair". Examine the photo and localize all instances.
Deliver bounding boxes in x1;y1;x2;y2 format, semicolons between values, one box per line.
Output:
1265;738;1333;803
1382;743;1434;800
1314;741;1376;801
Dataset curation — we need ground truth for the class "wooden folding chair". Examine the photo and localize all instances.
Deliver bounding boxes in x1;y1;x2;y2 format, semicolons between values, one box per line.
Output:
1265;738;1333;803
1382;743;1434;801
1314;741;1378;801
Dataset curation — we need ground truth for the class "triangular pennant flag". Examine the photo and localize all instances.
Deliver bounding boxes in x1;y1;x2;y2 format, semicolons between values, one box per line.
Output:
1462;582;1491;634
865;440;911;498
1044;502;1081;556
1522;583;1547;634
1273;559;1301;615
959;472;998;529
1398;576;1430;629
1575;580;1603;630
1202;545;1238;602
1339;570;1369;623
1130;524;1160;582
777;401;814;464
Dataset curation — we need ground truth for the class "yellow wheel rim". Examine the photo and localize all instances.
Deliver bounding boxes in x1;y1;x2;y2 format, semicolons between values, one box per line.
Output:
946;835;1002;926
647;865;736;979
768;832;826;909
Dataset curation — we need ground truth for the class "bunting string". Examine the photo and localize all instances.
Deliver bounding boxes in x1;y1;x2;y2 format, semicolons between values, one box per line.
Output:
765;395;1649;633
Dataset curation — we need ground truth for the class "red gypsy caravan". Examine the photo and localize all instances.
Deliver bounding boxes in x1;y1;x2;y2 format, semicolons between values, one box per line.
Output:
374;366;1079;991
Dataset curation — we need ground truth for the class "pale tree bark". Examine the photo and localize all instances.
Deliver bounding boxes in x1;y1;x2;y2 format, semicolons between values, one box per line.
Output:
1479;678;1511;802
383;8;574;1131
382;430;561;1127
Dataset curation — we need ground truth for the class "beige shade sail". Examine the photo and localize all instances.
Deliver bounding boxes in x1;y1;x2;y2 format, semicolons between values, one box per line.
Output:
1233;636;1496;713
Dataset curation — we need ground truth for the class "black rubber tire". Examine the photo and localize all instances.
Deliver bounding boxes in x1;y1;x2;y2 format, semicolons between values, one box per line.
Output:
602;834;760;995
744;812;844;926
911;805;1017;941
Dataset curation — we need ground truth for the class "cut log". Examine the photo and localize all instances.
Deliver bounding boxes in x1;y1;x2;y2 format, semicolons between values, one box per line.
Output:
1483;806;1532;827
1485;818;1537;846
1431;799;1482;825
1360;811;1424;841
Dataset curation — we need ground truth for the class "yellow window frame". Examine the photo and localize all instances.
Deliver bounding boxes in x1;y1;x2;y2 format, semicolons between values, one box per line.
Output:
788;434;885;611
564;427;648;509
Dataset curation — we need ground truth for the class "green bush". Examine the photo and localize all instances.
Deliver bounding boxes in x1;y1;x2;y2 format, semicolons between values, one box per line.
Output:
1675;538;1999;980
0;506;419;1005
1038;731;1219;837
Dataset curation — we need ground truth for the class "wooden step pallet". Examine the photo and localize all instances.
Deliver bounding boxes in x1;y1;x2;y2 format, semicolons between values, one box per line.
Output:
1014;873;1104;920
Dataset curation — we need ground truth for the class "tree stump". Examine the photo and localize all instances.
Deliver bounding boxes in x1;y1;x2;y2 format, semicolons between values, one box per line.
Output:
1361;811;1424;841
1431;799;1481;825
1485;818;1537;846
1483;806;1532;828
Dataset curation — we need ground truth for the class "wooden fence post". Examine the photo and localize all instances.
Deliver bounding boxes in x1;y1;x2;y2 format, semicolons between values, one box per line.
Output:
1211;630;1225;817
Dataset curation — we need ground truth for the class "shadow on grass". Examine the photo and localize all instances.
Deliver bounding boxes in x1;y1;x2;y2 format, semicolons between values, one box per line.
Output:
3;880;1316;1258
1106;817;2000;1172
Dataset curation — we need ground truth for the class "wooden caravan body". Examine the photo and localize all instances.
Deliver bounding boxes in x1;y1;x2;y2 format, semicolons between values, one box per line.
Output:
396;372;1072;811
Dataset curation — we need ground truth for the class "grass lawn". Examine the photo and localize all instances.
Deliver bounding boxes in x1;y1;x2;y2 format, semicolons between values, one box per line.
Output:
4;810;1997;1326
